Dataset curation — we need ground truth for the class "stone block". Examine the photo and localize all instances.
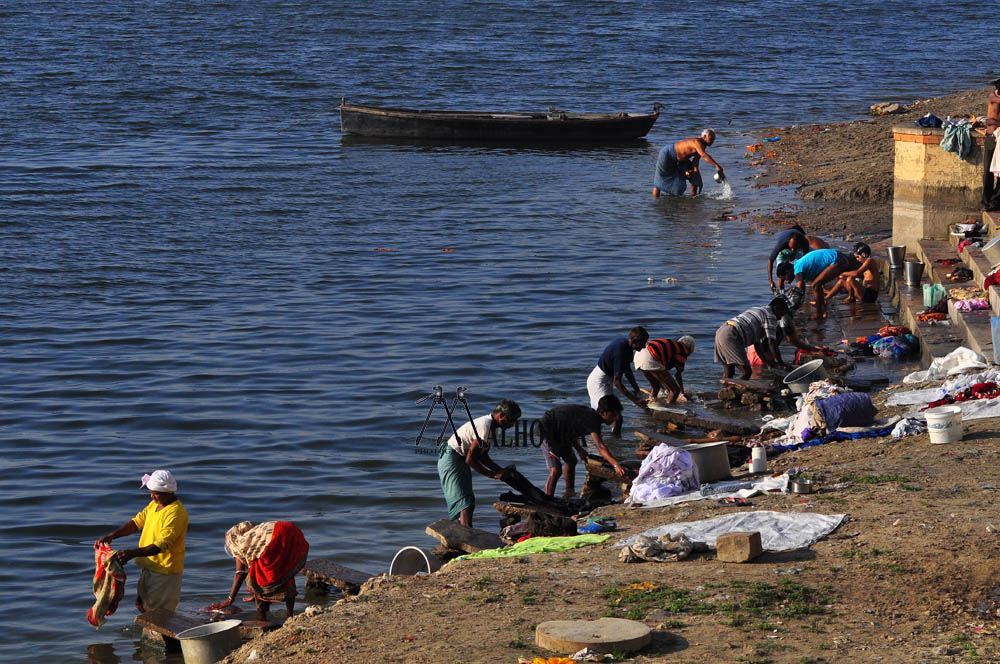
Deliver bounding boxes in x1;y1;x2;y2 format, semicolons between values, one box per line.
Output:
716;531;763;563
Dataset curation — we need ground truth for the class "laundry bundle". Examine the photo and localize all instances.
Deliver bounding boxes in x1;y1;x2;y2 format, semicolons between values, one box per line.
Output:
848;325;918;358
628;444;699;503
87;543;126;628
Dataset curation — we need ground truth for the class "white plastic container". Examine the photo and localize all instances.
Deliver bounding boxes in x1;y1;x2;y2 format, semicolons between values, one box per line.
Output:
750;447;766;473
924;405;963;444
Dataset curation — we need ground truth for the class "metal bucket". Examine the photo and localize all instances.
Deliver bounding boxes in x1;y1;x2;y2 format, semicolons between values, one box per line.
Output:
176;620;242;664
887;245;906;267
389;546;442;575
983;235;1000;268
903;259;924;286
782;359;828;393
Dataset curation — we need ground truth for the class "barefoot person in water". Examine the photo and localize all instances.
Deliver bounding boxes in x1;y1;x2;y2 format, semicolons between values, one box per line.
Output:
652;129;725;197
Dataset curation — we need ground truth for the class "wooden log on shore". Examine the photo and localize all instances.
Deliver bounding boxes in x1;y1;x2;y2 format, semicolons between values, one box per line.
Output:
719;377;780;394
648;406;758;436
635;429;691;447
301;559;373;594
425;519;503;553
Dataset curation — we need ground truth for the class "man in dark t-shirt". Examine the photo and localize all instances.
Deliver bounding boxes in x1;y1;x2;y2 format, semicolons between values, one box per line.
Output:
538;395;628;497
587;326;647;435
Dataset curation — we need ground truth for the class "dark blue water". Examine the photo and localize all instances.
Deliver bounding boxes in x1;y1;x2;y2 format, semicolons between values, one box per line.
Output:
0;1;992;661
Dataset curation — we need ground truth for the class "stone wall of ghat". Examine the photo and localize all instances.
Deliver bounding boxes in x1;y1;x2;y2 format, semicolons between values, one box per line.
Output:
892;125;986;248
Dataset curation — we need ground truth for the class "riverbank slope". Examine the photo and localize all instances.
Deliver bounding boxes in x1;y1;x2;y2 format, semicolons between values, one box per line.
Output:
752;86;988;238
222;412;1000;663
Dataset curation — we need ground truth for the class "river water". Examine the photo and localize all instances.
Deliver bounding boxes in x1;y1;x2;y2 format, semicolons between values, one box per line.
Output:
0;1;993;661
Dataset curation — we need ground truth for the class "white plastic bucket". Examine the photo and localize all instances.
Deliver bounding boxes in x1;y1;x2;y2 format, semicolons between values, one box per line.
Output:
176;620;243;664
924;405;963;444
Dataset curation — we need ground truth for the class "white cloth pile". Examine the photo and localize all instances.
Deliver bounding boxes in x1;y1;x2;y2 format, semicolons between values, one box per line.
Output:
901;347;983;385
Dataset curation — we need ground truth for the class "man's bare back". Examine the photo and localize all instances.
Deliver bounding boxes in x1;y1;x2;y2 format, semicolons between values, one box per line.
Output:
674;135;723;173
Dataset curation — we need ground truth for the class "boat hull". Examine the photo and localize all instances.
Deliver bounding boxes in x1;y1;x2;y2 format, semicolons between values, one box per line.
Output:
339;104;658;142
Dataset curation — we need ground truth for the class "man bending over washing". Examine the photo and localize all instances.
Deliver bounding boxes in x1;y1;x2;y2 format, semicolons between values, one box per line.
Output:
653;129;725;197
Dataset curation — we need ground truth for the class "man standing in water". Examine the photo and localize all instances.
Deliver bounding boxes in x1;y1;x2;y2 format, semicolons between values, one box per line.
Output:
652;129;725;197
437;398;520;527
588;327;648;435
538;395;628;498
95;470;188;613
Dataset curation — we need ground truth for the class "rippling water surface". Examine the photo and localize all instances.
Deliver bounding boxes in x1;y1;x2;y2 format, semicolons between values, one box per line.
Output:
0;1;993;661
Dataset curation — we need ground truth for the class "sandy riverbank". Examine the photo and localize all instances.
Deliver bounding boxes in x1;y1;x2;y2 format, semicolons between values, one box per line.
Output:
217;87;1000;664
749;86;989;239
222;399;1000;664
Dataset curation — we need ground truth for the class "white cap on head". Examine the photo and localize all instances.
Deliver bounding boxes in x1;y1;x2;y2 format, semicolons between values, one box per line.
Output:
141;470;177;493
678;335;696;353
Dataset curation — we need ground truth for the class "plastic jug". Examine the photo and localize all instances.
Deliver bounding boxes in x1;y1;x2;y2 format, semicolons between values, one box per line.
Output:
923;283;947;307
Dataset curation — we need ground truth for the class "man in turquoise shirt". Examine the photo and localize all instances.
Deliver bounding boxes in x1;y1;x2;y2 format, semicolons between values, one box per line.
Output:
777;249;858;320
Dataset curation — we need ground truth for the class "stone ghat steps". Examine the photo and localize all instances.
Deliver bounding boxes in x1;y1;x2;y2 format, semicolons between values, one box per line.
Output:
904;220;996;364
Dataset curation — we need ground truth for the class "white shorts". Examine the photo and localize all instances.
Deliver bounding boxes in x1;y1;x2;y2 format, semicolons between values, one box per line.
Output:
587;365;613;409
633;347;666;371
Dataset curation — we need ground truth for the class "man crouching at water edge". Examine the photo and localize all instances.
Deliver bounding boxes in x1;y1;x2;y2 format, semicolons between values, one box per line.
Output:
539;395;628;498
776;248;858;320
588;326;648;435
634;335;695;405
438;399;520;527
95;470;188;613
652;129;725;197
714;298;794;380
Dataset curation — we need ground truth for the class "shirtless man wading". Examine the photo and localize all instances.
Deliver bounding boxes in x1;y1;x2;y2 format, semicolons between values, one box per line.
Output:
652;129;725;197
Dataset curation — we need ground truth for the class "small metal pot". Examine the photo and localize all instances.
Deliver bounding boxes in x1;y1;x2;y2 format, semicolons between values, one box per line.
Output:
790;479;816;494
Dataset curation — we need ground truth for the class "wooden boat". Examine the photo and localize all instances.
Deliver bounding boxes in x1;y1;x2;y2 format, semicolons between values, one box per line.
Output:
339;100;660;142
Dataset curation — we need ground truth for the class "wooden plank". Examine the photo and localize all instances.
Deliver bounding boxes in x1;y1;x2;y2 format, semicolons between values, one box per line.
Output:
648;406;758;436
635;429;690;447
134;608;203;640
585;458;633;483
719;377;778;394
301;559;373;592
425;519;503;553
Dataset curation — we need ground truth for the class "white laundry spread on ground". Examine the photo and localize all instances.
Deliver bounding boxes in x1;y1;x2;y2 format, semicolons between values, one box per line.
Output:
615;510;846;551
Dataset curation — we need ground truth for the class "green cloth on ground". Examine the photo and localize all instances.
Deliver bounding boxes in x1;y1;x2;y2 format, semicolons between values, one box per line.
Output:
454;534;611;561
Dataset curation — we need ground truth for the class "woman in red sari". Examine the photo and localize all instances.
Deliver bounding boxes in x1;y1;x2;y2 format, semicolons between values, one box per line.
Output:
210;521;309;621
